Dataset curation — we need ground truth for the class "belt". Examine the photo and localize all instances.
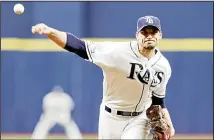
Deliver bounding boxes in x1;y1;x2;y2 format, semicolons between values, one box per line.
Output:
105;105;142;117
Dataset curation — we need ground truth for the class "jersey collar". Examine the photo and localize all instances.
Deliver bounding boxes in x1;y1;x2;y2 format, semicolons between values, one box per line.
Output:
130;41;162;67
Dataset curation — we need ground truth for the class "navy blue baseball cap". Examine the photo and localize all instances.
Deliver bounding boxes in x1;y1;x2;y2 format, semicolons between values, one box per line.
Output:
137;16;161;32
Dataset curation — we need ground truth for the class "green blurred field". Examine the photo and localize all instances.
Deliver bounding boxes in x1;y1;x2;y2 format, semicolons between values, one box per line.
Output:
1;134;213;139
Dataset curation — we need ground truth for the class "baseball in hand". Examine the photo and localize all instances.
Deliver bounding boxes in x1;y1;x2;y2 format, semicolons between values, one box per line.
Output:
13;3;24;15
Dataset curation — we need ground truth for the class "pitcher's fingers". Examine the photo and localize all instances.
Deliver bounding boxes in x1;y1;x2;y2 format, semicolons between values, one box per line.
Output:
39;30;43;35
38;27;43;35
31;26;36;33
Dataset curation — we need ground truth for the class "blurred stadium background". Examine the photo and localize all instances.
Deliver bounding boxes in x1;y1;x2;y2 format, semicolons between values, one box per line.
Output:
1;1;213;139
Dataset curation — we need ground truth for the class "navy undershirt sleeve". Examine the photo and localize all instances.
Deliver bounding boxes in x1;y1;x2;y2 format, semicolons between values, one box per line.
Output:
151;95;166;108
64;33;89;59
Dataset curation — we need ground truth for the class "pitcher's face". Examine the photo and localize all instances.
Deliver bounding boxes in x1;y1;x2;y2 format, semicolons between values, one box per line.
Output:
136;26;162;50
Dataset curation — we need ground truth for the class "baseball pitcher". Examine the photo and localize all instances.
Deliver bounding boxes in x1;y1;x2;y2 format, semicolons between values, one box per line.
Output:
32;15;175;139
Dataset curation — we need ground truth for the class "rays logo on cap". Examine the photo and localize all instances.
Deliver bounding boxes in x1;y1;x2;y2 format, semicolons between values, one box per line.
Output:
145;16;153;24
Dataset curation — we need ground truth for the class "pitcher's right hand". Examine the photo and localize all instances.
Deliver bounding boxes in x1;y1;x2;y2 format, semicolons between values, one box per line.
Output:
32;23;53;35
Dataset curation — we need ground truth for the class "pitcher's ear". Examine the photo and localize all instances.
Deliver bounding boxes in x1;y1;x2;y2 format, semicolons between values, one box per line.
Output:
159;32;163;39
136;31;138;38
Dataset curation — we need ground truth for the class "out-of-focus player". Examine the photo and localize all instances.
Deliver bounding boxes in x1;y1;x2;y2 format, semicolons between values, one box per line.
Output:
31;86;83;139
32;15;175;139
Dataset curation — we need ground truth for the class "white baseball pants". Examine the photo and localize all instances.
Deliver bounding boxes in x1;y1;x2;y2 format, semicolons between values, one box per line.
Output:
31;113;83;139
98;104;150;139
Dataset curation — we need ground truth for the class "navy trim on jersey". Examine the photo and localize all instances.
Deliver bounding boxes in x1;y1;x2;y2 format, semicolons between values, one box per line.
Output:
152;92;165;98
65;33;88;59
151;95;166;108
129;42;139;58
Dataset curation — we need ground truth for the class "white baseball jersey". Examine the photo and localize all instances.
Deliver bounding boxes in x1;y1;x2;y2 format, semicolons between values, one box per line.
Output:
43;92;74;114
85;41;171;112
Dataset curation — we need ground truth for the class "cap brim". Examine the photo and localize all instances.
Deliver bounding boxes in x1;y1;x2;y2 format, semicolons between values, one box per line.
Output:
138;25;160;32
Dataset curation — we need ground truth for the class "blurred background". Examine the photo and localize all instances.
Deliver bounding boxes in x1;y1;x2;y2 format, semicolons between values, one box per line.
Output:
1;1;213;139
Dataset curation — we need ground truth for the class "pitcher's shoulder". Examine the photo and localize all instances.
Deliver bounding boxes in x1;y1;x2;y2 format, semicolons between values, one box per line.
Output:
104;41;133;52
110;41;132;48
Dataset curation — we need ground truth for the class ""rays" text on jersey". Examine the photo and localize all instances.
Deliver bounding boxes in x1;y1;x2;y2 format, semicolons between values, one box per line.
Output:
127;62;164;87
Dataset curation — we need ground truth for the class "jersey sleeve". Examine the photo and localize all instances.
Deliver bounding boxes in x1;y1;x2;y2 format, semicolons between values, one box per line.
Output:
150;64;172;98
84;41;117;67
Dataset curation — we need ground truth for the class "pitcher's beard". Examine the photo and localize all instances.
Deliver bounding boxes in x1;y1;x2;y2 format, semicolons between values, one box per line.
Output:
142;40;156;50
144;45;155;50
